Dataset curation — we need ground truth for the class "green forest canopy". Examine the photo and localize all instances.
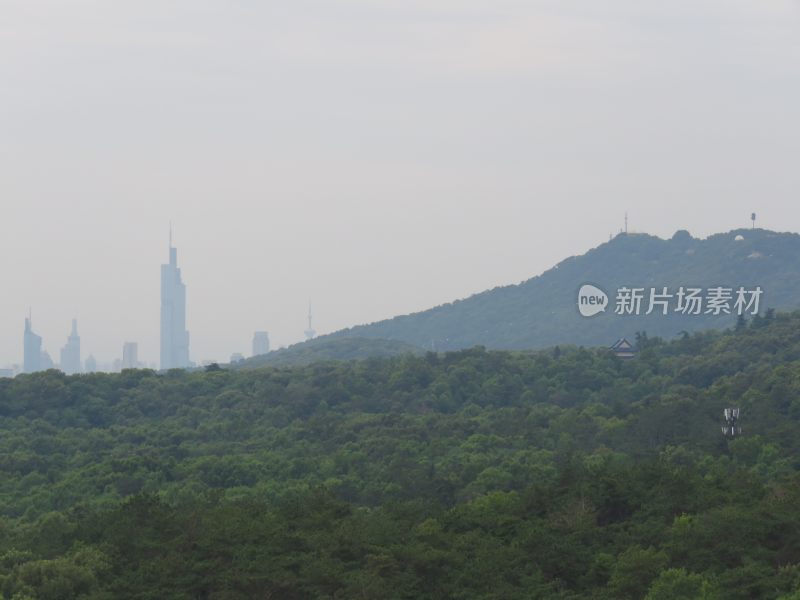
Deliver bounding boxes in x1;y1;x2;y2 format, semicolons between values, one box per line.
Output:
2;309;800;598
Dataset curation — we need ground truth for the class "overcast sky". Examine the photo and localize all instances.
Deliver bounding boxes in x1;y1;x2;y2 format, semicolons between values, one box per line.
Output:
1;0;799;367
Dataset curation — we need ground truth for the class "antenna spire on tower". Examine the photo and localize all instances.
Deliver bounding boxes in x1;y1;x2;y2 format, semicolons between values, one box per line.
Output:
304;300;316;340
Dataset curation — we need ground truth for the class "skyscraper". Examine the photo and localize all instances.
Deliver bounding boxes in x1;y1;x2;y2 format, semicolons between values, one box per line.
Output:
252;331;270;356
59;319;81;375
40;351;54;370
160;231;190;370
23;317;42;374
122;342;138;369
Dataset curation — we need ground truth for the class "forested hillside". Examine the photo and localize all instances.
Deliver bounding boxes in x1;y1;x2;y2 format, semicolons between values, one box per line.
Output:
233;336;424;369
3;311;800;598
326;228;800;351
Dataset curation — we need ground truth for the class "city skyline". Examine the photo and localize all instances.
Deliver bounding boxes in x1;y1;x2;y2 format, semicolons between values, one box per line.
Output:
2;1;799;366
5;235;283;373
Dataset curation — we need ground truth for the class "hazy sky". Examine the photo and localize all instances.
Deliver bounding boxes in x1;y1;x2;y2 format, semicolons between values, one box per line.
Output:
2;0;799;367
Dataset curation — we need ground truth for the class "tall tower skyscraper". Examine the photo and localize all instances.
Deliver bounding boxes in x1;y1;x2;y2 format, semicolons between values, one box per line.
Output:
23;316;42;374
160;230;190;370
252;331;270;356
59;319;81;375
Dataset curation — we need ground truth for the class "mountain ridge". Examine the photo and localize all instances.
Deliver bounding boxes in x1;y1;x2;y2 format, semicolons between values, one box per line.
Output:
319;228;800;351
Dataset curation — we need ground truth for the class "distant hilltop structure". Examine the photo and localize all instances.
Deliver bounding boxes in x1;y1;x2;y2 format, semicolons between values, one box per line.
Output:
160;228;190;370
610;337;636;360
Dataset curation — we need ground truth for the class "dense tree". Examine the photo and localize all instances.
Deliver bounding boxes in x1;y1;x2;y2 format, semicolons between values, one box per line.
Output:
2;312;800;597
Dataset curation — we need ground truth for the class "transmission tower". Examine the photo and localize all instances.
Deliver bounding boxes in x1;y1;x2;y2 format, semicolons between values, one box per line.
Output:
722;408;742;437
304;302;316;341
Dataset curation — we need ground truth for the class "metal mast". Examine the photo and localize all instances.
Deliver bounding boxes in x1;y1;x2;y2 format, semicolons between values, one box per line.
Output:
722;408;742;437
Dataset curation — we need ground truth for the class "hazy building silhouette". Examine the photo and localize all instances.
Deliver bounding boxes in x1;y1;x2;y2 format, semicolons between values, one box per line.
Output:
304;303;316;340
85;355;97;373
160;232;190;370
252;331;270;356
122;342;138;369
23;317;42;373
59;319;81;374
230;352;244;363
40;351;54;370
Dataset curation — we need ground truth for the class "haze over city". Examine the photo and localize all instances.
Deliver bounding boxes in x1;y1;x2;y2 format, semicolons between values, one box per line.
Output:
2;0;799;367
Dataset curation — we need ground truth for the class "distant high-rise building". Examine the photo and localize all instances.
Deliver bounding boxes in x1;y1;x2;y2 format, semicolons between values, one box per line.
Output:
252;331;270;356
230;352;244;363
304;303;316;341
23;317;42;373
122;342;139;369
59;319;81;374
160;230;190;370
40;351;54;370
85;355;97;373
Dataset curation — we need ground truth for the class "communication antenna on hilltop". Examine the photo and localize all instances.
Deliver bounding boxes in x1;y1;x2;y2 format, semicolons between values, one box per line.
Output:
624;212;628;235
751;213;756;230
722;408;742;437
304;301;316;341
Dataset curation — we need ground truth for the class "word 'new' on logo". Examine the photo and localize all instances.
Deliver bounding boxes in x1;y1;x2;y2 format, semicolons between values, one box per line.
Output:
577;284;764;318
578;284;609;317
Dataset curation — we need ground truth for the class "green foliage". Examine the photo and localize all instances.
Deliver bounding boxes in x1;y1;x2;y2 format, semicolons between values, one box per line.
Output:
644;568;717;600
2;312;800;596
234;337;425;369
607;546;668;599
